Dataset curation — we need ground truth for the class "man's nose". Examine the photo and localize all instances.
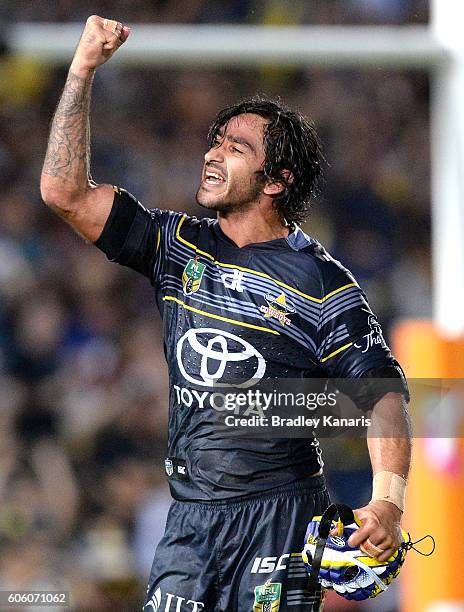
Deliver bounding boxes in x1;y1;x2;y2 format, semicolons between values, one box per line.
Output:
204;144;224;164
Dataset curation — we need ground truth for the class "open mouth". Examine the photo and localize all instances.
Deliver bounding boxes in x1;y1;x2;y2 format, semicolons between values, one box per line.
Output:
203;169;226;186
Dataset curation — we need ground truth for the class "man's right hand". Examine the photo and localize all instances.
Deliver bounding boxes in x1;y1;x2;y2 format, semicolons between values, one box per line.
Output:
70;15;130;77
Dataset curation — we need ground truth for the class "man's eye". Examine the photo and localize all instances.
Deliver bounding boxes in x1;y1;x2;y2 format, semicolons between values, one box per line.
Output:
232;146;242;153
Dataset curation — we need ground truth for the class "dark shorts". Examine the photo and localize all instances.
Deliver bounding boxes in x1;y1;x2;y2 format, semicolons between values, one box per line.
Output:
143;476;329;612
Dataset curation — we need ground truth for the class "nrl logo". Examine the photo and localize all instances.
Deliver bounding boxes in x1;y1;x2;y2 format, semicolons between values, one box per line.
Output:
260;292;295;326
254;581;281;612
182;256;206;295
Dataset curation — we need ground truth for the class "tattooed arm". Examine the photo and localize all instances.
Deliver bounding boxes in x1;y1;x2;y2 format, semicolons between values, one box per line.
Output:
41;16;130;242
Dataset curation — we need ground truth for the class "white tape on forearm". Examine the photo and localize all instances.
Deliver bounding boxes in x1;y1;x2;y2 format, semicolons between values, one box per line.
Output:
371;471;406;512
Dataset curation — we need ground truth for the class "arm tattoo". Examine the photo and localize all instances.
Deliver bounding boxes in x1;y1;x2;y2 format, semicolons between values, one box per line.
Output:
42;70;94;187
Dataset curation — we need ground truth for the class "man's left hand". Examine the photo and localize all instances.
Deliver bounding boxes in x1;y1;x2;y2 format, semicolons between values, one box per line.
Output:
343;500;403;563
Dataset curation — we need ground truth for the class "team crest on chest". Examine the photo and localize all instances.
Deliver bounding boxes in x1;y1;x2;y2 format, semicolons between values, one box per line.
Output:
260;292;295;326
182;256;206;295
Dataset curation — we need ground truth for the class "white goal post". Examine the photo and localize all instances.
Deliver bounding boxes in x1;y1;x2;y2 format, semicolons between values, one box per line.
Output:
7;0;464;337
9;23;442;67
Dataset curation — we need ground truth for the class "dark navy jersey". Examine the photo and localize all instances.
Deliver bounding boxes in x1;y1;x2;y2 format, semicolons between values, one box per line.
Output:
96;188;404;501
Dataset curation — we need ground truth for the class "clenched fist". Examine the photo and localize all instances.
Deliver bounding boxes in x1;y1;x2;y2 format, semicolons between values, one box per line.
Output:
70;15;130;77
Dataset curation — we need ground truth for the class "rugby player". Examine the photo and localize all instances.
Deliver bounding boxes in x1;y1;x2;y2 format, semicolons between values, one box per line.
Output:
40;16;411;611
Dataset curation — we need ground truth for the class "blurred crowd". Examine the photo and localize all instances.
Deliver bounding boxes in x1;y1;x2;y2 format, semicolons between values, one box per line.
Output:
0;1;429;611
1;0;428;25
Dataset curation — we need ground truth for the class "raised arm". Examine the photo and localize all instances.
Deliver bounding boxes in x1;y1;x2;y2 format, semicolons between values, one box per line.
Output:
40;16;130;242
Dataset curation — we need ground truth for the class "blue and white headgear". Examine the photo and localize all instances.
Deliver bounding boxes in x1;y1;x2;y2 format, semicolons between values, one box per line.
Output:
302;503;430;602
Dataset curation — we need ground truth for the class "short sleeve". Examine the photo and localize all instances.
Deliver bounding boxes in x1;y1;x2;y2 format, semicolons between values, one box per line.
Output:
94;187;180;285
317;261;398;379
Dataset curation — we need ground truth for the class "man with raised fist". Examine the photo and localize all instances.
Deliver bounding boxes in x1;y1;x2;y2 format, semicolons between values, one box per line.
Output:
41;17;411;612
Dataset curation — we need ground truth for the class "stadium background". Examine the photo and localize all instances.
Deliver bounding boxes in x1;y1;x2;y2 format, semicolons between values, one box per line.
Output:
0;1;456;610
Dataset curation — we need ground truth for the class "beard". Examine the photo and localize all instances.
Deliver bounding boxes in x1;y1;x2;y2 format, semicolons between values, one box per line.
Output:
196;172;264;214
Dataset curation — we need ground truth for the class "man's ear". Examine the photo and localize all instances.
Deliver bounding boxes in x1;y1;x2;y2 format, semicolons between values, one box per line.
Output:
263;169;294;196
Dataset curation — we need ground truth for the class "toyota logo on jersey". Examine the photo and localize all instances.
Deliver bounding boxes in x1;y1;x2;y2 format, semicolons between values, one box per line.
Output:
176;328;266;388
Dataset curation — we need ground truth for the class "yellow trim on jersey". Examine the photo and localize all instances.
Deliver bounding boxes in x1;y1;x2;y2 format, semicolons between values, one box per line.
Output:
156;227;161;253
176;216;215;261
163;295;280;335
175;216;357;304
321;283;357;302
320;342;353;363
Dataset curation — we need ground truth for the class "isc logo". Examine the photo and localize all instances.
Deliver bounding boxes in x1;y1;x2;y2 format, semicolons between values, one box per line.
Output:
251;554;290;574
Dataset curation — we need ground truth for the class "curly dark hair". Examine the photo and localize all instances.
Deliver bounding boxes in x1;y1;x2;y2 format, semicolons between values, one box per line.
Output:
207;95;324;224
